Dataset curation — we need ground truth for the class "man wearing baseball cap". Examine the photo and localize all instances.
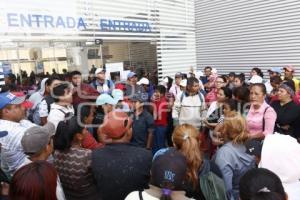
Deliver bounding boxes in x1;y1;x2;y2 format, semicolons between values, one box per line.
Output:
284;65;300;92
92;111;152;200
169;72;183;97
19;122;66;200
125;71;141;97
0;92;36;176
90;67;115;94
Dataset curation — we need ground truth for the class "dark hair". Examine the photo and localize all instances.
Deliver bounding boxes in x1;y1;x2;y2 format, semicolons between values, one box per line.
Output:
229;72;236;77
187;77;199;87
233;86;250;103
235;73;246;83
155;85;166;95
79;105;92;124
250;83;267;95
9;161;57;200
223;99;238;112
70;70;82;78
282;79;295;92
163;76;173;90
52;83;70;102
270;76;283;85
217;75;227;83
240;168;286;200
46;75;61;87
252;67;264;78
204;66;212;71
220;87;232;99
54;116;84;151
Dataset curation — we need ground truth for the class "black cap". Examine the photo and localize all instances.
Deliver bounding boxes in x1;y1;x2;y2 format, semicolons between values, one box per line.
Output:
151;148;187;190
245;139;263;157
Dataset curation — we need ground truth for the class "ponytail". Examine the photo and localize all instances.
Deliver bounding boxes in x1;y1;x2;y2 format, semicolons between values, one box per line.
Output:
160;188;173;200
172;124;202;189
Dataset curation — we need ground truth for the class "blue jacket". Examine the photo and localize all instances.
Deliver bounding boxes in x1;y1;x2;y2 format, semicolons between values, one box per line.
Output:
213;142;255;200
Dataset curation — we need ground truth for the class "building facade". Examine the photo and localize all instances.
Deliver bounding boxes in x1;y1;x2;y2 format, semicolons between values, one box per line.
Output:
195;0;300;77
0;0;196;79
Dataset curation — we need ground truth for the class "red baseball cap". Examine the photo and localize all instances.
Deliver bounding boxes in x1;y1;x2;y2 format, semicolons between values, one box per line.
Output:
284;65;295;72
101;111;133;139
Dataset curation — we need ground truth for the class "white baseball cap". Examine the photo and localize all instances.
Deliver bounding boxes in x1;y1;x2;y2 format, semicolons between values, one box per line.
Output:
137;78;149;85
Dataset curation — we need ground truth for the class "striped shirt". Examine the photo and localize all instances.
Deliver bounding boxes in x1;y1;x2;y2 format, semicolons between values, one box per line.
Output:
0;65;5;92
0;119;36;176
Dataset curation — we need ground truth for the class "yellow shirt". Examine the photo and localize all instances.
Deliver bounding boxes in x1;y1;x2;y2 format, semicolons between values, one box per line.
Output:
293;78;300;92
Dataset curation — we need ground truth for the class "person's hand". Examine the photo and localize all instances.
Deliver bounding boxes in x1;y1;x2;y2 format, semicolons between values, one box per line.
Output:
211;130;224;146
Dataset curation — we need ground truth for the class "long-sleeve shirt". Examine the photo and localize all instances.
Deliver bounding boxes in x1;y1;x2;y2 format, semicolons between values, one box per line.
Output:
246;101;277;136
72;83;99;107
172;92;205;129
213;142;255;200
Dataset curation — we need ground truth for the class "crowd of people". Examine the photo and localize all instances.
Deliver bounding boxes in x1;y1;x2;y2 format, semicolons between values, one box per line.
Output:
0;64;300;200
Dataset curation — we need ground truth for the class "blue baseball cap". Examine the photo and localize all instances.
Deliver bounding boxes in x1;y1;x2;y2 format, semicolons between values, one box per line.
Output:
0;92;27;109
268;67;282;74
112;89;124;101
127;71;137;79
96;94;118;106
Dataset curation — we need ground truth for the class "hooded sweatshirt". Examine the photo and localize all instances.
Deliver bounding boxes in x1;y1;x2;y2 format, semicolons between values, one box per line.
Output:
259;133;300;200
213;142;255;200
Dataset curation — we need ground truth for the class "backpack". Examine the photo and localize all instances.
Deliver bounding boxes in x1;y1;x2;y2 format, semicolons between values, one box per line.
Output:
28;101;42;125
56;109;74;122
199;162;227;200
180;92;204;104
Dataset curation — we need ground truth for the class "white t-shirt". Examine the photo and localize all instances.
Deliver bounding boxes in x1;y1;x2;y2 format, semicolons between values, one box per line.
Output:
47;103;74;129
125;185;195;200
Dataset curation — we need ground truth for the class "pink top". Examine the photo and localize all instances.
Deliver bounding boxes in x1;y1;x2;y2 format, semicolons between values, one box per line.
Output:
246;101;277;136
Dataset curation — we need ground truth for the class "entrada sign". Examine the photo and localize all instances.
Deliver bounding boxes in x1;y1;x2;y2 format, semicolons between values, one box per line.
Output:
7;13;87;29
100;19;151;33
6;13;152;33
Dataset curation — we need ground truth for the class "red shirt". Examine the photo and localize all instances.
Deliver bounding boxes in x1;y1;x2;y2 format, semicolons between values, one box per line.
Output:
73;83;99;106
152;97;168;126
82;132;104;150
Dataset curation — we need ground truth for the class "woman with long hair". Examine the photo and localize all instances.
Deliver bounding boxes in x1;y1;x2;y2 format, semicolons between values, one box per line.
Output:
213;115;255;200
53;116;98;200
9;161;58;200
172;124;222;200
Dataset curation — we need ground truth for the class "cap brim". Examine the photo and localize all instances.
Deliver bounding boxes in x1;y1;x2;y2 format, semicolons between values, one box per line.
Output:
284;67;294;72
10;96;26;105
21;100;33;109
0;131;8;138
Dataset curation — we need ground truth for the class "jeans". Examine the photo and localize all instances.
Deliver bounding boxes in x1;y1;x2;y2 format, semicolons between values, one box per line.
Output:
152;125;167;155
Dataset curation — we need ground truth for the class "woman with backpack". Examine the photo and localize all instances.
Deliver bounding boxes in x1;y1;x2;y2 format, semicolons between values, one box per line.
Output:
213;114;255;200
172;124;224;200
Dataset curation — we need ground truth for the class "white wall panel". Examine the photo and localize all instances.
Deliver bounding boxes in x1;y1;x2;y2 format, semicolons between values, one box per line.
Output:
195;0;300;77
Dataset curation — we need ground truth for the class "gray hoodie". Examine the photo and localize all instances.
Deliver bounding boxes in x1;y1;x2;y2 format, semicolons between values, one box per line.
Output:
213;142;255;200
